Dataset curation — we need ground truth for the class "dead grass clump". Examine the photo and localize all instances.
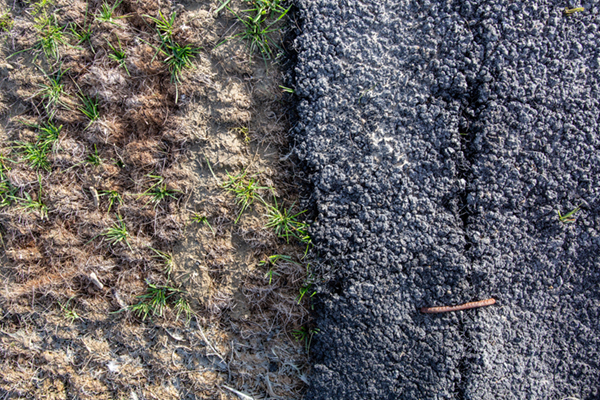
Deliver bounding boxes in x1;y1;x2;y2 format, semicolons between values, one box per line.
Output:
0;0;311;398
80;66;128;102
237;220;278;251
124;139;161;167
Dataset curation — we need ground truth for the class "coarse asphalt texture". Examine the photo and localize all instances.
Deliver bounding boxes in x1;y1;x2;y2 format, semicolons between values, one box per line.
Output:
289;0;600;399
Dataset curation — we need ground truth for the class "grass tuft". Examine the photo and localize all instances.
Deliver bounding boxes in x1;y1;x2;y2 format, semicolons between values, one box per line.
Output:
191;212;215;235
18;191;48;218
86;144;102;166
231;126;251;144
0;154;17;208
33;11;66;60
144;11;200;103
102;215;131;249
98;189;122;213
58;297;80;323
69;22;94;52
297;283;314;304
265;197;308;243
162;40;199;82
78;93;100;129
174;296;192;322
149;247;174;277
296;263;316;306
95;0;125;25
28;0;54;15
106;35;129;75
13;174;48;219
144;10;176;39
129;281;189;322
36;67;70;116
158;37;200;103
219;0;291;61
69;0;93;51
37;120;62;147
222;170;267;223
142;175;180;208
15;142;51;171
558;205;581;223
0;10;14;32
292;326;319;353
13;119;61;171
259;254;297;284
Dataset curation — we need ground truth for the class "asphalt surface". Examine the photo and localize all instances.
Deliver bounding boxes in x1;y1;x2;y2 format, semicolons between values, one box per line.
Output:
290;0;600;399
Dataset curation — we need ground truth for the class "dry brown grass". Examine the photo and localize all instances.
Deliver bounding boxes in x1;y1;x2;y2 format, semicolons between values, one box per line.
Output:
0;0;311;398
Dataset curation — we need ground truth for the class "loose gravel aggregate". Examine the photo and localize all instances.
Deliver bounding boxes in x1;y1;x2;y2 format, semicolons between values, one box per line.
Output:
290;0;600;398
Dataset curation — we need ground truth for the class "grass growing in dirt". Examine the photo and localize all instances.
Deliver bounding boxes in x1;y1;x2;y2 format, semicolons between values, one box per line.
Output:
95;0;126;25
144;9;176;38
149;246;174;276
106;35;129;75
15;175;49;218
154;31;200;102
36;66;70;115
141;174;180;208
78;93;100;128
98;189;122;212
218;0;291;61
69;20;94;51
33;11;66;60
101;215;131;249
0;0;311;398
0;10;13;32
128;281;189;322
266;198;309;243
222;168;267;222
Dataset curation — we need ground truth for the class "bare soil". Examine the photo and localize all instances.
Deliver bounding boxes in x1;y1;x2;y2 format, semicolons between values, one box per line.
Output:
0;0;310;398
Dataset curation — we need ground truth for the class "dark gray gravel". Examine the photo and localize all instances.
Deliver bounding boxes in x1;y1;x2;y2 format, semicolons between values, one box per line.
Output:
290;0;600;399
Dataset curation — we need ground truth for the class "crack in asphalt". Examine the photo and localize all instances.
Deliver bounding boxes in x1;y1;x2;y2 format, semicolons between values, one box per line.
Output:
290;0;600;398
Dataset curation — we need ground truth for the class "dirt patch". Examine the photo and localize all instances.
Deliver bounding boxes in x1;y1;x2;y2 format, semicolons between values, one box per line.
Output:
0;0;310;398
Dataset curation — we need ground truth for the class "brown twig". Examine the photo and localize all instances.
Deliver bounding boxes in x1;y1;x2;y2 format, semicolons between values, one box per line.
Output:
420;298;496;314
